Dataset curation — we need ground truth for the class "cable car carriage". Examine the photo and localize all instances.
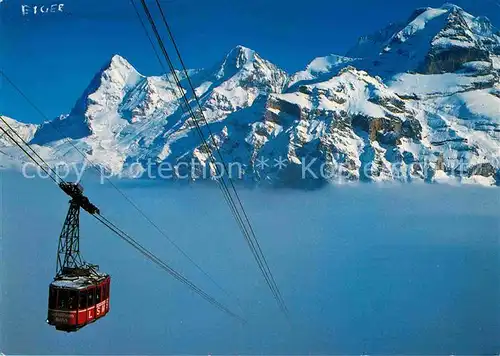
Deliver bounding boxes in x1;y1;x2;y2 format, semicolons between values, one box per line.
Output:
48;267;110;332
47;182;111;332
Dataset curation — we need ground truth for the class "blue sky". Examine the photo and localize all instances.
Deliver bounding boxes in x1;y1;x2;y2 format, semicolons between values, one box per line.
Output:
1;0;499;123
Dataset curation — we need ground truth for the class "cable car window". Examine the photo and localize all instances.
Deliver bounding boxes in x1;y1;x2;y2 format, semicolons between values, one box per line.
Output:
48;287;57;309
87;288;95;307
96;286;101;303
103;283;108;299
78;290;87;309
68;290;77;310
57;289;69;310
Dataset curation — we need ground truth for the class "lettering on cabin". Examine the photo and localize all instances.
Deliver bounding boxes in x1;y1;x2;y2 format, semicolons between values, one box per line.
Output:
21;3;64;16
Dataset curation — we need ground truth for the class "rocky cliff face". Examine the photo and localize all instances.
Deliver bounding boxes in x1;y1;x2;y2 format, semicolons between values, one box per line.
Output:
347;4;500;78
423;5;498;73
1;4;499;186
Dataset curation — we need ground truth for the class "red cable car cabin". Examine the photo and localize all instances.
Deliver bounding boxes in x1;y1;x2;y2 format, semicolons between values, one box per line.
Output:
47;270;110;332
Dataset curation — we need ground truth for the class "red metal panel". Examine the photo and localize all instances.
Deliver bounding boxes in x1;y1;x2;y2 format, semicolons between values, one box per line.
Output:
77;309;87;326
107;278;111;313
47;310;77;326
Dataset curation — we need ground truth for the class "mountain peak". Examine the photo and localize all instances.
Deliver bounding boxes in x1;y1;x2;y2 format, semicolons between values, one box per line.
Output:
107;54;135;72
213;45;263;80
346;3;500;77
440;2;462;11
70;55;142;116
229;45;256;58
99;54;140;85
224;45;256;67
31;55;145;145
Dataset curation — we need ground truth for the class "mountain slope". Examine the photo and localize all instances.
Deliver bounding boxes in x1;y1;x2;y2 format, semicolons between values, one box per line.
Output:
1;5;499;186
346;3;500;78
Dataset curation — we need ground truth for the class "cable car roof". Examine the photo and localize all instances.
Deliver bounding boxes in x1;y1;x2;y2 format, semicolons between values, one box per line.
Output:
51;273;108;290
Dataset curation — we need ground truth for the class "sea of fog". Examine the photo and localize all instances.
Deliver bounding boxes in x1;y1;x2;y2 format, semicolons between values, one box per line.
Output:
1;171;499;355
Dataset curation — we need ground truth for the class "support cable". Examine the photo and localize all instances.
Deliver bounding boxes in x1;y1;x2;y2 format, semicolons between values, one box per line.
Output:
135;0;288;316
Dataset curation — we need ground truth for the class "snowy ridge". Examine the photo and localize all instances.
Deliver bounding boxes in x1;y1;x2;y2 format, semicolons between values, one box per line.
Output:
0;116;37;146
287;54;357;89
346;3;500;77
1;4;499;186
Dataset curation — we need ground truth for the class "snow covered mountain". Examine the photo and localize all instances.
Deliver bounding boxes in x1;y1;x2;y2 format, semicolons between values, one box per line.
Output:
347;3;500;77
1;4;499;186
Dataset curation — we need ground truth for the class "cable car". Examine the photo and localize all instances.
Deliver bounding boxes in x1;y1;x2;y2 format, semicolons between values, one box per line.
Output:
47;182;110;332
48;268;110;332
